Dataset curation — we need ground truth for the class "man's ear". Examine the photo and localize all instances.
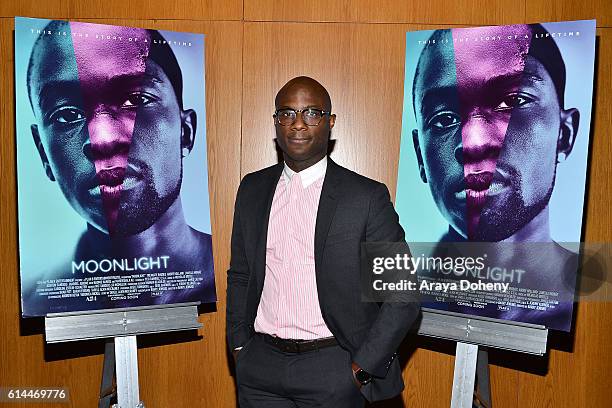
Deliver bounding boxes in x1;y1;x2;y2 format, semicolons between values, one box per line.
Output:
180;109;197;157
31;124;55;181
412;129;427;183
329;113;336;129
557;108;579;161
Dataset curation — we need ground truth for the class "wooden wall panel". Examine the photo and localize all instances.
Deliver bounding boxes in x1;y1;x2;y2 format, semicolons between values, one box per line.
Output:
0;0;68;19
0;16;242;408
69;0;243;21
244;0;525;25
489;364;519;408
0;0;243;21
526;0;610;28
401;344;456;407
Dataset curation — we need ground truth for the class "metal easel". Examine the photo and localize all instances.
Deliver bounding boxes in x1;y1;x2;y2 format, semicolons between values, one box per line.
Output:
418;308;548;408
45;302;202;408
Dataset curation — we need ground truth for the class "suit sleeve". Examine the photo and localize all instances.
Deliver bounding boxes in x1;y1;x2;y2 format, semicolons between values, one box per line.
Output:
226;178;252;350
353;183;421;378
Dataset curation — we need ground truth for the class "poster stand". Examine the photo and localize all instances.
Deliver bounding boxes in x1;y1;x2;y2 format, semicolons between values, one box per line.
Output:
45;302;202;408
418;308;548;408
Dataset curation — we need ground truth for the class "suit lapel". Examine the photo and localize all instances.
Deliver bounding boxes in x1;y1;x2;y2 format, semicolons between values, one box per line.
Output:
254;163;284;293
314;159;341;274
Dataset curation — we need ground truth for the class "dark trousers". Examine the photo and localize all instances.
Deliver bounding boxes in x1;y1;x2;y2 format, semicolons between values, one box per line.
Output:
236;334;365;408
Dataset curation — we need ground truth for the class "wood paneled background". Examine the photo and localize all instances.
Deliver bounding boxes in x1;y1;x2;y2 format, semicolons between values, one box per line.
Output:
0;1;610;407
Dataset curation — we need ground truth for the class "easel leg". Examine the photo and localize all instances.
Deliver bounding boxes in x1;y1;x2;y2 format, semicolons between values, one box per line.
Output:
99;339;116;408
451;342;478;408
475;348;492;408
114;336;143;408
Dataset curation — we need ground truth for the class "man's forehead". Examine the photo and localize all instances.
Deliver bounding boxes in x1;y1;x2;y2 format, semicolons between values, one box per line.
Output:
30;29;153;97
278;84;323;99
414;44;457;97
72;22;147;39
452;25;530;63
522;55;555;87
415;28;534;99
275;83;329;109
30;38;79;98
452;26;530;82
70;24;149;82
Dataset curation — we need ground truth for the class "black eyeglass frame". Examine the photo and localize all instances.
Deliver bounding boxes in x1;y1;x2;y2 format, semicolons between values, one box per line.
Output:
272;108;332;127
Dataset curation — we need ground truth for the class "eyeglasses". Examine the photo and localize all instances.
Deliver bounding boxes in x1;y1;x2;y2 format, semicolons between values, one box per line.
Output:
273;108;331;127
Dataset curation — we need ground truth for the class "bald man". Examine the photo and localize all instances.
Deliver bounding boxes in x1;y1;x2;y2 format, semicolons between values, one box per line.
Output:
226;76;420;406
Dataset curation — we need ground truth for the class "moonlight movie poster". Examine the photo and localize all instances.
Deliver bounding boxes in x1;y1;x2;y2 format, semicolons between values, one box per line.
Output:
15;17;216;317
395;20;595;331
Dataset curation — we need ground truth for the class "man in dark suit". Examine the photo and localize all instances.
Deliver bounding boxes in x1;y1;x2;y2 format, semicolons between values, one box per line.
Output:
227;76;420;407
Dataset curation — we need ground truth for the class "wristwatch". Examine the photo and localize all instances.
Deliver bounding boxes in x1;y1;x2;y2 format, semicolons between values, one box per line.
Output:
353;367;372;386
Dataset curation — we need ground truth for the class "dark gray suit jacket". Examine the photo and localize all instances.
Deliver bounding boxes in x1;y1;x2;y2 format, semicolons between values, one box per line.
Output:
226;158;420;402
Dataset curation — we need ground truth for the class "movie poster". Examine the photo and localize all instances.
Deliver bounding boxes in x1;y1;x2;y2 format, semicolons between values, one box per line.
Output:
15;17;216;317
396;20;595;331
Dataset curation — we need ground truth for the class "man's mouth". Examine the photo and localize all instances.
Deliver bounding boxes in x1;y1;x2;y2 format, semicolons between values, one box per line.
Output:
454;171;509;201
87;164;143;197
287;137;311;144
89;177;140;197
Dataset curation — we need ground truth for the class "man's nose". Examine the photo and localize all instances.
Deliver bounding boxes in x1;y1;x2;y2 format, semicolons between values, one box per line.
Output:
459;115;504;163
290;111;308;131
82;114;132;163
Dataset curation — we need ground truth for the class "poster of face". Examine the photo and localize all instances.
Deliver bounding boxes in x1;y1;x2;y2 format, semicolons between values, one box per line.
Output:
396;20;595;331
16;17;216;317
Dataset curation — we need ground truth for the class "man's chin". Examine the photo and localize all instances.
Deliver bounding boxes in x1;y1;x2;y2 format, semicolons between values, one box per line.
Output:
444;212;524;242
83;220;110;236
474;206;534;241
285;152;314;163
472;224;519;242
82;216;152;238
444;210;467;240
111;217;157;237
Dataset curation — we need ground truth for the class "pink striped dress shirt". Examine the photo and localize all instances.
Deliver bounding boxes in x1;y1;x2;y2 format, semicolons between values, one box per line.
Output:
254;157;334;340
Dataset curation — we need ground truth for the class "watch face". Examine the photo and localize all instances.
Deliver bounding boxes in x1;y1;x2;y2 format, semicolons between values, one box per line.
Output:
356;369;371;384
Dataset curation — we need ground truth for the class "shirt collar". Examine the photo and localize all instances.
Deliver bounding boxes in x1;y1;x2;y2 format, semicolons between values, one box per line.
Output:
283;156;327;188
